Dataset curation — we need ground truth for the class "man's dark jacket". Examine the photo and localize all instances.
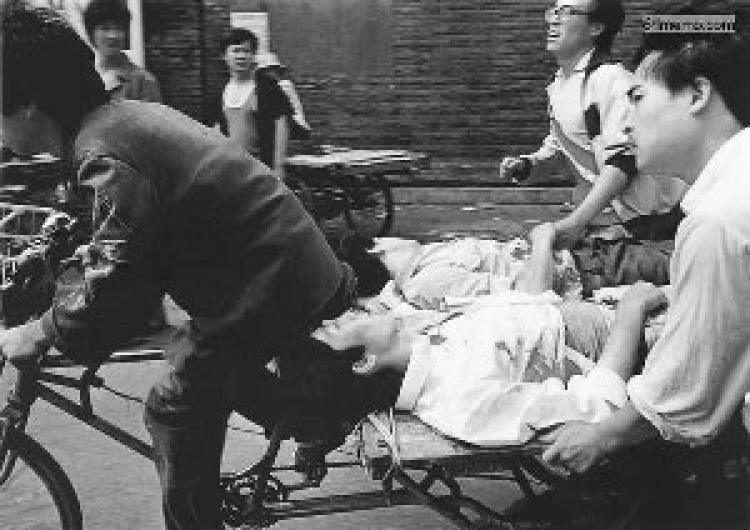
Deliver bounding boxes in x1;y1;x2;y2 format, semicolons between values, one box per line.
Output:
41;100;343;367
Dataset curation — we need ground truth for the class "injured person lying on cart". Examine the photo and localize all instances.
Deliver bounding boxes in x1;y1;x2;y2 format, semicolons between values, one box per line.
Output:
312;223;669;448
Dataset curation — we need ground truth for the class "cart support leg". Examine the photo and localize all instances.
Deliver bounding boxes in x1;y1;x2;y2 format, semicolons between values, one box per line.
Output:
393;466;515;529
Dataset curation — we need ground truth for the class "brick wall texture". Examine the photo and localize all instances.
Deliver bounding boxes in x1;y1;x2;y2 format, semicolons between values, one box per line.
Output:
142;1;659;181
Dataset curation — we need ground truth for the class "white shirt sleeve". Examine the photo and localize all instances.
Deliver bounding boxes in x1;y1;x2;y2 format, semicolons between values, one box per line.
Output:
589;64;634;166
526;131;566;169
627;217;750;445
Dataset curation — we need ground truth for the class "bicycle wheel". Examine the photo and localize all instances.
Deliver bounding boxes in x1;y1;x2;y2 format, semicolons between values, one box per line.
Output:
0;426;83;529
342;175;394;238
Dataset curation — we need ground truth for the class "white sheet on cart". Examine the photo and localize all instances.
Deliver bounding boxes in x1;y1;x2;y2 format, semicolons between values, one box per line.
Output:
390;293;627;447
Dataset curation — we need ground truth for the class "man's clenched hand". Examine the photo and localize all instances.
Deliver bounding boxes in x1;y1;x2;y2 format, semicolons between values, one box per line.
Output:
0;320;51;369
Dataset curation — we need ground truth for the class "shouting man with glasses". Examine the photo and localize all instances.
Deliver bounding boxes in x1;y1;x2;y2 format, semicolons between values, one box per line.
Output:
500;0;687;296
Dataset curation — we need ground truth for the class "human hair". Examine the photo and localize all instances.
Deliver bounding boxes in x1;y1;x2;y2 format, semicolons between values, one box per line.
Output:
633;2;750;126
83;0;131;40
1;0;108;133
588;0;625;53
221;28;259;53
332;234;391;298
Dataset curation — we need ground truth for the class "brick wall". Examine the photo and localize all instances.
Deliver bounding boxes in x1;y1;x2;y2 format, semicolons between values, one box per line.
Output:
143;1;656;182
142;1;202;117
201;1;232;123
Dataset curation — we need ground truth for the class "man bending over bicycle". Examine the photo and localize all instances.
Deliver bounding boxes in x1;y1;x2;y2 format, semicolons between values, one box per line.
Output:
0;2;399;528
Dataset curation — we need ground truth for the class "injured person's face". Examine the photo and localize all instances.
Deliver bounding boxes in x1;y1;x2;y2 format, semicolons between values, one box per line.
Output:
312;311;413;376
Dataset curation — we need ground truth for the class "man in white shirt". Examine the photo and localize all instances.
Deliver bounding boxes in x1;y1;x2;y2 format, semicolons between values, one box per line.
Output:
542;7;750;473
500;0;687;295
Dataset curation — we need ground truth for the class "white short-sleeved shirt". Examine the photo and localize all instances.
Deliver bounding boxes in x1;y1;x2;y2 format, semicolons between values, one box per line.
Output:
223;79;259;154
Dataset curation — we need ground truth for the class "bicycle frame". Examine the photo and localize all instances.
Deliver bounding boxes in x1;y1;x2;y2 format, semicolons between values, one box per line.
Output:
1;350;162;462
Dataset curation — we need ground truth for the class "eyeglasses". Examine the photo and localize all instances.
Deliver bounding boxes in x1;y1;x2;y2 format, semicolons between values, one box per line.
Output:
544;5;594;23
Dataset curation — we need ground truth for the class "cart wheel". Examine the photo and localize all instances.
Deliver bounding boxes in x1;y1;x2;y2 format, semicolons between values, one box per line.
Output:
285;174;318;222
342;175;394;238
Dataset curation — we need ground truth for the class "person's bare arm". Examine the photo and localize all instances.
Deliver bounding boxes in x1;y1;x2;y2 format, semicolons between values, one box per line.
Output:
499;131;565;183
595;283;666;379
541;282;667;472
554;165;630;248
518;223;557;293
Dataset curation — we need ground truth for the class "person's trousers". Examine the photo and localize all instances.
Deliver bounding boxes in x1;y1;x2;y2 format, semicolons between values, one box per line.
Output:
571;205;684;297
571;237;673;297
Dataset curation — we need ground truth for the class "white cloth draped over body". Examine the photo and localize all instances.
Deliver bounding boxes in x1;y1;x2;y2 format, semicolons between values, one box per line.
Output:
387;292;627;447
360;237;672;447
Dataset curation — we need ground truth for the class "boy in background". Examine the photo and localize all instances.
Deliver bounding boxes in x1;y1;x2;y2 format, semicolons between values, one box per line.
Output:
84;0;161;102
214;28;294;180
